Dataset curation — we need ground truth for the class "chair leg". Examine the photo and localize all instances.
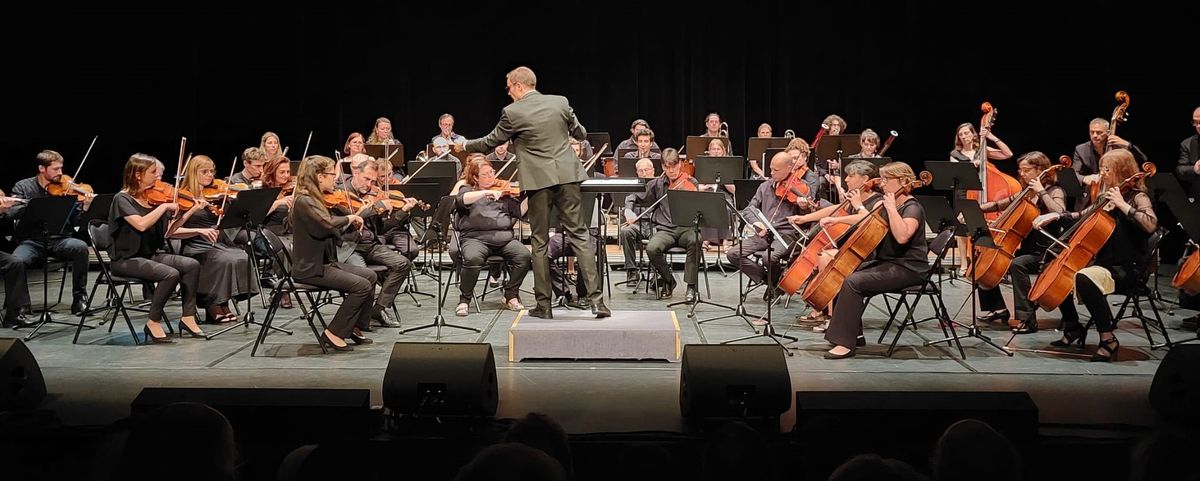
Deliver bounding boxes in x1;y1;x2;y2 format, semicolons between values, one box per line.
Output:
1142;295;1173;349
253;289;283;357
57;264;69;306
304;291;329;354
886;295;916;357
877;294;907;344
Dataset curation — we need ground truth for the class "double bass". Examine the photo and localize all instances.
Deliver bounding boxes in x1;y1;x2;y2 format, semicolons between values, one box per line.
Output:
971;156;1072;290
1088;91;1131;203
801;171;931;310
1028;162;1155;311
777;178;881;295
963;102;1022;269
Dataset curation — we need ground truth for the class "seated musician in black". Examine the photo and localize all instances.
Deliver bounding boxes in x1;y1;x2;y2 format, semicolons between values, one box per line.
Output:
642;149;702;301
974;152;1070;334
726;151;807;297
453;157;532;316
824;162;929;359
1039;149;1157;362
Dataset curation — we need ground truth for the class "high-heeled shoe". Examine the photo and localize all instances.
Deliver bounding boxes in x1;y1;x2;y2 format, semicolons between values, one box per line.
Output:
975;309;1010;324
320;333;353;352
143;326;174;344
1049;329;1084;349
1090;336;1120;362
177;321;206;339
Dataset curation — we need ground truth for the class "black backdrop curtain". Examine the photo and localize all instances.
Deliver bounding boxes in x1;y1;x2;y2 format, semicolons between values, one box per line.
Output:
2;1;1197;199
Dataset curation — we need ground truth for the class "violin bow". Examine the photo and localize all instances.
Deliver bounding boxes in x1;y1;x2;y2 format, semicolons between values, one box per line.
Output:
72;135;98;180
300;131;313;160
581;142;608;172
214;156;238;226
172;137;188;209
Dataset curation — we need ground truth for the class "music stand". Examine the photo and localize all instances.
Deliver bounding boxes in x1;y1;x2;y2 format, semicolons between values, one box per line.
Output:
586;132;612;157
860;156;893;169
389;182;442;302
1057;165;1084;199
924;195;1010;356
406;161;458;181
733;179;761;210
665;191;737;318
685;136;727;158
1145;174;1194;313
748;138;790;174
926;161;983;281
17;196;81;340
693;156;745;186
813;134;862;162
204;187;289;340
402;196;478;340
490;161;518;179
617;157;661;178
365;143;404;166
546;193;600;307
715;204;799;352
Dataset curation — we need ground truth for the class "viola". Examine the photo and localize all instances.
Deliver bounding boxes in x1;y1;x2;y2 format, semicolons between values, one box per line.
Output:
777;178;882;295
801;171;931;311
1028;162;1155;311
970;156;1071;290
46;174;95;202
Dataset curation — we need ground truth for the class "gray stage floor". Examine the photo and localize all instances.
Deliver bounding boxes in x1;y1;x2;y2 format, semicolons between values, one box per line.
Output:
4;255;1195;435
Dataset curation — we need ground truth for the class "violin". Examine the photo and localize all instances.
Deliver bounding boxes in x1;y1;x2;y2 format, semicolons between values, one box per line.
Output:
278;181;295;198
379;187;431;211
176;187;223;216
801;171;932;311
488;179;523;197
46;174;95;202
774;164;811;204
140;180;177;206
668;175;698;191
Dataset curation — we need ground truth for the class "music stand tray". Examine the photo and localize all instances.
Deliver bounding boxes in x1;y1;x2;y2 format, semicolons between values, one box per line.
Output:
813;134;862;161
747;138;791;166
693;156;745;184
617;157;661;178
685;136;728;158
406;161;458;181
365;143;404;167
395;183;443;219
490;161;518;179
925;161;983;192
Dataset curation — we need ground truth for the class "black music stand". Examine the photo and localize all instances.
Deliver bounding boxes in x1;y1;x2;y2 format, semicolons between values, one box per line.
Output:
205;187;289;340
365;143;404;166
586;132;612;157
1057;164;1085;199
733;179;761;210
391;183;442;304
748;138;790;176
17;196;80;340
685;136;728;158
406;161;458;181
927;161;983;280
718;204;799;353
401;196;479;341
693;156;745;186
861;156;893;169
665;191;736;318
617;157;661;178
925;195;1010;356
1145;174;1195;313
813;134;861;163
490;161;518;179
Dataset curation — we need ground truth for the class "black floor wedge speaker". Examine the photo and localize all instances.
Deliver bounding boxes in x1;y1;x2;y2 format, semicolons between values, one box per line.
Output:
383;342;498;417
679;344;791;418
0;339;46;411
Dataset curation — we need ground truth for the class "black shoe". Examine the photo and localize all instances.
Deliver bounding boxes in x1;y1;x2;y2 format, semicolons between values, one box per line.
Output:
1182;314;1199;331
371;306;400;327
592;299;611;318
658;279;676;299
143;325;174;344
349;329;373;345
975;309;1009;324
177;321;206;338
4;310;34;328
71;296;89;315
321;333;354;352
856;336;867;347
567;297;591;310
1011;320;1039;334
1050;328;1085;349
527;306;553;319
1090;336;1120;362
685;285;699;303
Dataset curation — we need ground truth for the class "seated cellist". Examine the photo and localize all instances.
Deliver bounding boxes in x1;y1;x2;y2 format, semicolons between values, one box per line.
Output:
823;162;929;360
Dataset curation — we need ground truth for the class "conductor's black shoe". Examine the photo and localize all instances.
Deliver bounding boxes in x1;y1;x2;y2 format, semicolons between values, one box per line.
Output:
71;296;89;315
527;306;553;319
685;285;699;303
658;279;676;299
592;299;611;318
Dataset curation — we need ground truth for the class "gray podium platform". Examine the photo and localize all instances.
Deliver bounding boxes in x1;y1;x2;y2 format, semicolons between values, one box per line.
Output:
508;310;681;362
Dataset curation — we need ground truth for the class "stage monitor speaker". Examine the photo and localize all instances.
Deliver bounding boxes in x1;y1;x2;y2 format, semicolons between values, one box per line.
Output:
793;391;1038;478
131;387;376;441
1150;344;1200;423
679;344;791;418
0;338;46;411
383;342;498;417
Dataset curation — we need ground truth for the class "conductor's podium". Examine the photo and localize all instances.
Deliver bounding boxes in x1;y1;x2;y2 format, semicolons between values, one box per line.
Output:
508;310;681;362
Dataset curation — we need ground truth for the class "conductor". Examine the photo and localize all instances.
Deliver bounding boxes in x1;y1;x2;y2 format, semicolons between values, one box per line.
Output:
457;66;609;319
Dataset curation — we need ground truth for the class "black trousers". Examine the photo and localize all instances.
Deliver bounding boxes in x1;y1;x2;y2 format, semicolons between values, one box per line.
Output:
11;237;90;299
726;234;793;285
526;183;602;309
390;232;420;260
824;262;924;348
296;263;376;337
1064;266;1132;335
110;253;200;321
977;253;1080;326
457;238;531;305
1;251;30;312
548;230;602;299
646;226;700;286
353;244;411;309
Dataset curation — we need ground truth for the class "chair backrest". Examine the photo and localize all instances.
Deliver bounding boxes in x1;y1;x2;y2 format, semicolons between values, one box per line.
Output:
1135;227;1166;284
87;221;113;252
927;228;957;271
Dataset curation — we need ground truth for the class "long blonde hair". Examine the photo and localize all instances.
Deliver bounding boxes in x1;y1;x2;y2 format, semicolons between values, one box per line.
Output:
260;132;282;161
879;161;916;185
181;155;216;198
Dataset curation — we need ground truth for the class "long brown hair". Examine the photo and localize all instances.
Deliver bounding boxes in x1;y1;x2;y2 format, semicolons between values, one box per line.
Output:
121;153;158;195
295;155;333;203
263;157;291;188
953;123;979;151
461;157;491;188
1100;149;1144;191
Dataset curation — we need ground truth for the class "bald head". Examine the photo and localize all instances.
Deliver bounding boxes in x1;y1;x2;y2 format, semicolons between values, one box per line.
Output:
1193;107;1200;135
769;151;793;181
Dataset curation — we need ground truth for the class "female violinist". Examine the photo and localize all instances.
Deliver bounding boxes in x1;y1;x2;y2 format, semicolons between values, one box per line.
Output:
178;156;261;324
452;157;531;317
785;160;881;329
289;155;376;351
108;153;209;342
950;121;1014;275
261;131;284;163
1036;150;1157;361
974;152;1070;334
823;162;930;359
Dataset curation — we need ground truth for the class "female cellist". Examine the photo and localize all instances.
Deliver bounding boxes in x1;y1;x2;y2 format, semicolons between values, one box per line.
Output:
785;160;880;330
1036;150;1157;361
108;153;208;342
290;155;376;351
973;152;1070;334
824;162;930;359
178;156;261;324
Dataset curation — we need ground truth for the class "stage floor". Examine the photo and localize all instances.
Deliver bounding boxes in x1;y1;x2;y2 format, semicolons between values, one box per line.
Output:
3;256;1193;435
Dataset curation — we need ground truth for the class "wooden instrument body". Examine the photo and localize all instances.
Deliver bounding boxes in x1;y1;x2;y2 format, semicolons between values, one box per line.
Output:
1028;210;1116;311
970;195;1039;289
800;208;889;310
778;203;852;295
1172;250;1200;295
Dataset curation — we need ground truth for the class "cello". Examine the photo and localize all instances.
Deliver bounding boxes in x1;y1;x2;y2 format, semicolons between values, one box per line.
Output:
1028;162;1155;311
1172;246;1200;296
801;171;931;310
1088;91;1131;203
777;178;881;295
971;155;1072;290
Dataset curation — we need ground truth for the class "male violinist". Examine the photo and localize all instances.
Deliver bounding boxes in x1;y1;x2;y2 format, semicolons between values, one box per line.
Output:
8;150;94;316
726;152;809;295
640;149;702;300
228;147;266;187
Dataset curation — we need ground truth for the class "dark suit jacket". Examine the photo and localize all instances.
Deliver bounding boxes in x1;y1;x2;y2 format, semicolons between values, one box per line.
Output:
464;91;588;191
1180;134;1199;166
1072;141;1148;178
290;195;350;279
